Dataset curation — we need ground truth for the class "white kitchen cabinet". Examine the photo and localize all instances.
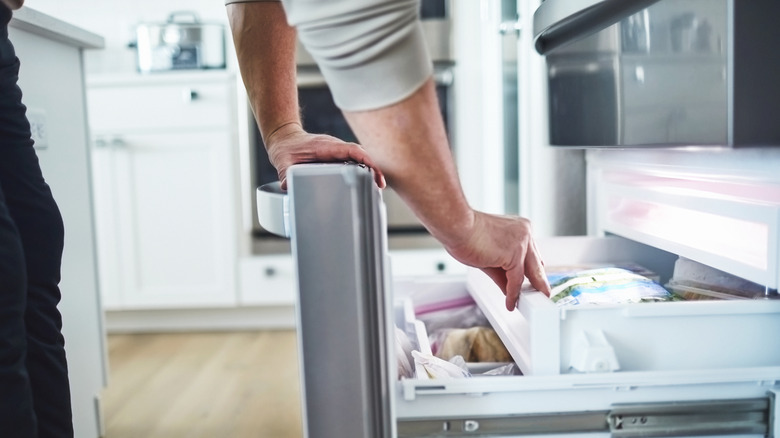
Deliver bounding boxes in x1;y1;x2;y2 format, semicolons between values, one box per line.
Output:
390;249;467;278
87;73;239;309
239;254;297;306
239;249;466;307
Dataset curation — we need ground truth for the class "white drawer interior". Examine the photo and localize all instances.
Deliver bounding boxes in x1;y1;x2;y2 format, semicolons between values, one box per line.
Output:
467;236;780;376
394;276;518;380
394;236;780;379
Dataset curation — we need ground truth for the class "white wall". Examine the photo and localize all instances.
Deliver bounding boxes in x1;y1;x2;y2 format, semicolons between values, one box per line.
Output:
30;0;235;74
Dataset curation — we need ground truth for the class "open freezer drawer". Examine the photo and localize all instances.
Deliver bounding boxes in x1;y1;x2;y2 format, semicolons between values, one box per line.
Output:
394;237;780;436
394;237;780;437
258;163;780;438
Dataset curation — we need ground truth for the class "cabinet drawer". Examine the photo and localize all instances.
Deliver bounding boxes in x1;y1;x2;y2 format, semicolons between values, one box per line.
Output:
390;249;467;277
239;255;297;306
87;80;232;132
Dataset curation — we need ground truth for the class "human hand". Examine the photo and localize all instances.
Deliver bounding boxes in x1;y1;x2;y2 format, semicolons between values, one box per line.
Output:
265;122;386;190
443;211;551;311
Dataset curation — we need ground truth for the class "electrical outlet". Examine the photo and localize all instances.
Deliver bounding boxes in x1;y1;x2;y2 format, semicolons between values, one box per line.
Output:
27;108;48;149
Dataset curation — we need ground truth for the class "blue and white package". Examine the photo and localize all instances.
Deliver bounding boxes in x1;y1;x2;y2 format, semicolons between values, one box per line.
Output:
548;267;674;306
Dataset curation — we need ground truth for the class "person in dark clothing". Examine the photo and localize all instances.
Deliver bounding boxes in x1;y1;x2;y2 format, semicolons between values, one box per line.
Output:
0;1;74;436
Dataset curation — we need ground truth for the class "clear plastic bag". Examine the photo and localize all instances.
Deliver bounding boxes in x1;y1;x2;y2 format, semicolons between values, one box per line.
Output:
482;362;521;376
417;303;490;333
412;351;471;379
395;325;415;379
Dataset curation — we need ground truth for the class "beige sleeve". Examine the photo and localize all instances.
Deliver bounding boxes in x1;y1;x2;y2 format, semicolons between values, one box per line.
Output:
226;0;432;111
282;0;432;111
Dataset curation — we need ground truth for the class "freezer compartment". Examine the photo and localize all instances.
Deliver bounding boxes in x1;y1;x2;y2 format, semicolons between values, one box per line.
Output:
394;236;780;436
394;277;519;380
465;236;780;376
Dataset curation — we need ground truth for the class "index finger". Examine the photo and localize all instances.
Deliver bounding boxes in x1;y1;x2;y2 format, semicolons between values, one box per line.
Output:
524;240;550;297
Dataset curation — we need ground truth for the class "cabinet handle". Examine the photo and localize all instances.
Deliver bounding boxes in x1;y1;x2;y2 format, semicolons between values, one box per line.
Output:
182;89;199;103
94;137;127;148
498;20;523;36
264;267;276;277
110;137;127;148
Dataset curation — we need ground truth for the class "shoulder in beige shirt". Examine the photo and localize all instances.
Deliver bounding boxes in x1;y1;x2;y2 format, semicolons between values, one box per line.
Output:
224;0;431;111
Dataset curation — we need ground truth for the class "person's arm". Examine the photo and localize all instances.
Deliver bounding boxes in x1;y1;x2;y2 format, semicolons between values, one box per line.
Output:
226;1;384;189
283;0;550;309
345;80;550;310
231;0;550;309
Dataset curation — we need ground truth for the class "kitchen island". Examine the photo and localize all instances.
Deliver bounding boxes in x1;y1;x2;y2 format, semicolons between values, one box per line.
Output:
9;7;106;438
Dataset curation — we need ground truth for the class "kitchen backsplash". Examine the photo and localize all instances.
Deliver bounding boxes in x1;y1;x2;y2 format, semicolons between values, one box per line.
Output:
30;0;236;75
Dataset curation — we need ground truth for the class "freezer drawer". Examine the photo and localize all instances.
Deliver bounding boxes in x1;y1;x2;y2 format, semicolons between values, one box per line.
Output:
396;292;779;437
394;236;780;437
260;164;780;437
465;236;780;376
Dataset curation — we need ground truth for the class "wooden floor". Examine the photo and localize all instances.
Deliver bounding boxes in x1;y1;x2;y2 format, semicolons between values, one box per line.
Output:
102;331;303;438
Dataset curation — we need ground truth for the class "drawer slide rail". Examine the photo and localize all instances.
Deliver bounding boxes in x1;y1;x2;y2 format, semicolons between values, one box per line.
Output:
397;397;771;437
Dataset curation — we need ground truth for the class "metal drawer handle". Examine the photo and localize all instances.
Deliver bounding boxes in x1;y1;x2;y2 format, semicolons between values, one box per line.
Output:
533;0;660;54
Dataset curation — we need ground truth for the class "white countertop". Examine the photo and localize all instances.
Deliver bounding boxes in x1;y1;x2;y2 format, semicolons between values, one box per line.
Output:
9;7;103;49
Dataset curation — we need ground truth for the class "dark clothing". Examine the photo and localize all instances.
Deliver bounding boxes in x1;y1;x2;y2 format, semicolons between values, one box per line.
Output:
0;5;73;437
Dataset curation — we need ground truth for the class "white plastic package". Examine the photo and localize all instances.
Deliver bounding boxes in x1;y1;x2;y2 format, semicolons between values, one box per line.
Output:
395;325;415;379
411;351;472;379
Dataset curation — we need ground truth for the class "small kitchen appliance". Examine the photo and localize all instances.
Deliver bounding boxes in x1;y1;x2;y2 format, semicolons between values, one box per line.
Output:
134;11;225;73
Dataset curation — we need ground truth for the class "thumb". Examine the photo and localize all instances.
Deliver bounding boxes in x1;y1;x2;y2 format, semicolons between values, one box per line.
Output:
278;168;288;190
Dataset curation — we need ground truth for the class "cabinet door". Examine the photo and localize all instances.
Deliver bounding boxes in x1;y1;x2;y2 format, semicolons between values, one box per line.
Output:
91;137;124;309
239;254;297;305
96;130;237;308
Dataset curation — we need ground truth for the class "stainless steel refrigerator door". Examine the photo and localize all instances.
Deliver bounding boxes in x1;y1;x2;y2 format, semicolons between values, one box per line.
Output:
287;163;395;438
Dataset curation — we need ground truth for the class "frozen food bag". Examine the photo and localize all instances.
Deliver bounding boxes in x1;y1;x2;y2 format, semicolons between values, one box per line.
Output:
548;267;674;306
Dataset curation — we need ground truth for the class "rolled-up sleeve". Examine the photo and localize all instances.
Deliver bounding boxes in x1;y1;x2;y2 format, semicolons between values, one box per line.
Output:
281;0;432;111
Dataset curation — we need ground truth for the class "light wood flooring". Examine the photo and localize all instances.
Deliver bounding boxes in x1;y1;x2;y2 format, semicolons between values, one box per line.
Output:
102;331;303;438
